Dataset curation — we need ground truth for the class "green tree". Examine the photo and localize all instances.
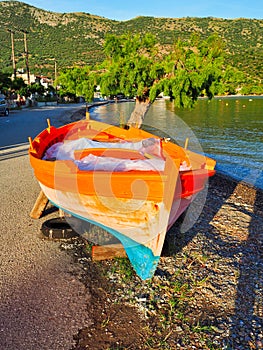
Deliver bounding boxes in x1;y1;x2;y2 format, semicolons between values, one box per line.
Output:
0;72;12;95
56;33;225;127
57;66;95;101
29;82;45;95
215;66;245;95
11;77;27;91
240;83;263;95
97;33;224;127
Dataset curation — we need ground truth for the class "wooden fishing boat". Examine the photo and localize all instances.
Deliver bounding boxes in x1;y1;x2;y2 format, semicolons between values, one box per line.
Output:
29;118;216;280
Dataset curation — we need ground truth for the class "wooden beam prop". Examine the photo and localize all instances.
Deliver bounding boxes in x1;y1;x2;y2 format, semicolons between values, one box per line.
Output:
59;208;65;218
92;243;127;261
30;190;49;219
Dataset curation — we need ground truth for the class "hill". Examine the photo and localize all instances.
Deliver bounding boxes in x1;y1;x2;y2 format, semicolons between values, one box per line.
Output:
0;1;262;84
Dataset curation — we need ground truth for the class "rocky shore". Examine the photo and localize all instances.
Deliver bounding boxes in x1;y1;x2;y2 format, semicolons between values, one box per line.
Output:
1;106;262;349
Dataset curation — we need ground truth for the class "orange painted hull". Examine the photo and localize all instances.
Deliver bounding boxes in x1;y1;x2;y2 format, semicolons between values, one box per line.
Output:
29;119;216;279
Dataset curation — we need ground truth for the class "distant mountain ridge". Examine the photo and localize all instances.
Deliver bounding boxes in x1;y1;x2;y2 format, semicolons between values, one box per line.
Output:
0;1;262;83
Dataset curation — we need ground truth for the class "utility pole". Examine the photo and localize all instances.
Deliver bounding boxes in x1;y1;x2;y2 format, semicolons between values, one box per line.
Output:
8;30;16;79
23;30;30;84
54;60;57;84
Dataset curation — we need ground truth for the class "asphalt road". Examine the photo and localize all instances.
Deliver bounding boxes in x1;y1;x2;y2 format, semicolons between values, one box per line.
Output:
0;104;90;350
0;103;84;148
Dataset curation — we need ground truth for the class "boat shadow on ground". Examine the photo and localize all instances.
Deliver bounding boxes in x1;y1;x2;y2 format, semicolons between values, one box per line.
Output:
163;173;263;349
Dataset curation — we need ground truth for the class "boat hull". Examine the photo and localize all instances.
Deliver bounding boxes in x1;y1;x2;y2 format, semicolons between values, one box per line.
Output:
29;119;216;279
39;181;193;279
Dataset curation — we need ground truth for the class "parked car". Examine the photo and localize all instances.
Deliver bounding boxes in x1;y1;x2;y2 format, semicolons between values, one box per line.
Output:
0;99;9;116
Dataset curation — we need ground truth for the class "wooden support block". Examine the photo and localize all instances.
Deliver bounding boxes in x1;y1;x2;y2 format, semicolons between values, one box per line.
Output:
30;190;49;219
92;243;127;261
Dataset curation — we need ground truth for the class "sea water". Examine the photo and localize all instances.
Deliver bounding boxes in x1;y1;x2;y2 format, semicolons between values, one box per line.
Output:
91;96;263;190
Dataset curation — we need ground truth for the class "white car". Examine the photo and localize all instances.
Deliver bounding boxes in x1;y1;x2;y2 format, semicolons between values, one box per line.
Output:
0;99;9;116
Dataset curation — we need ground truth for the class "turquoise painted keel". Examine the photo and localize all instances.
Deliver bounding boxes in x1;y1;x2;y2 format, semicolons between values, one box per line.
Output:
125;245;160;280
49;200;161;280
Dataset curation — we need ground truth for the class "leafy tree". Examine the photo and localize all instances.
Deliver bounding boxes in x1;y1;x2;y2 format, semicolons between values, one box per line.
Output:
0;72;12;95
29;82;45;95
18;86;31;98
56;33;225;127
215;66;245;95
240;84;263;95
57;67;95;101
96;33;225;127
11;77;27;91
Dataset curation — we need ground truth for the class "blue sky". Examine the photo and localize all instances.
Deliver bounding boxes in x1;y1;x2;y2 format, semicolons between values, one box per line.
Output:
22;0;262;20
